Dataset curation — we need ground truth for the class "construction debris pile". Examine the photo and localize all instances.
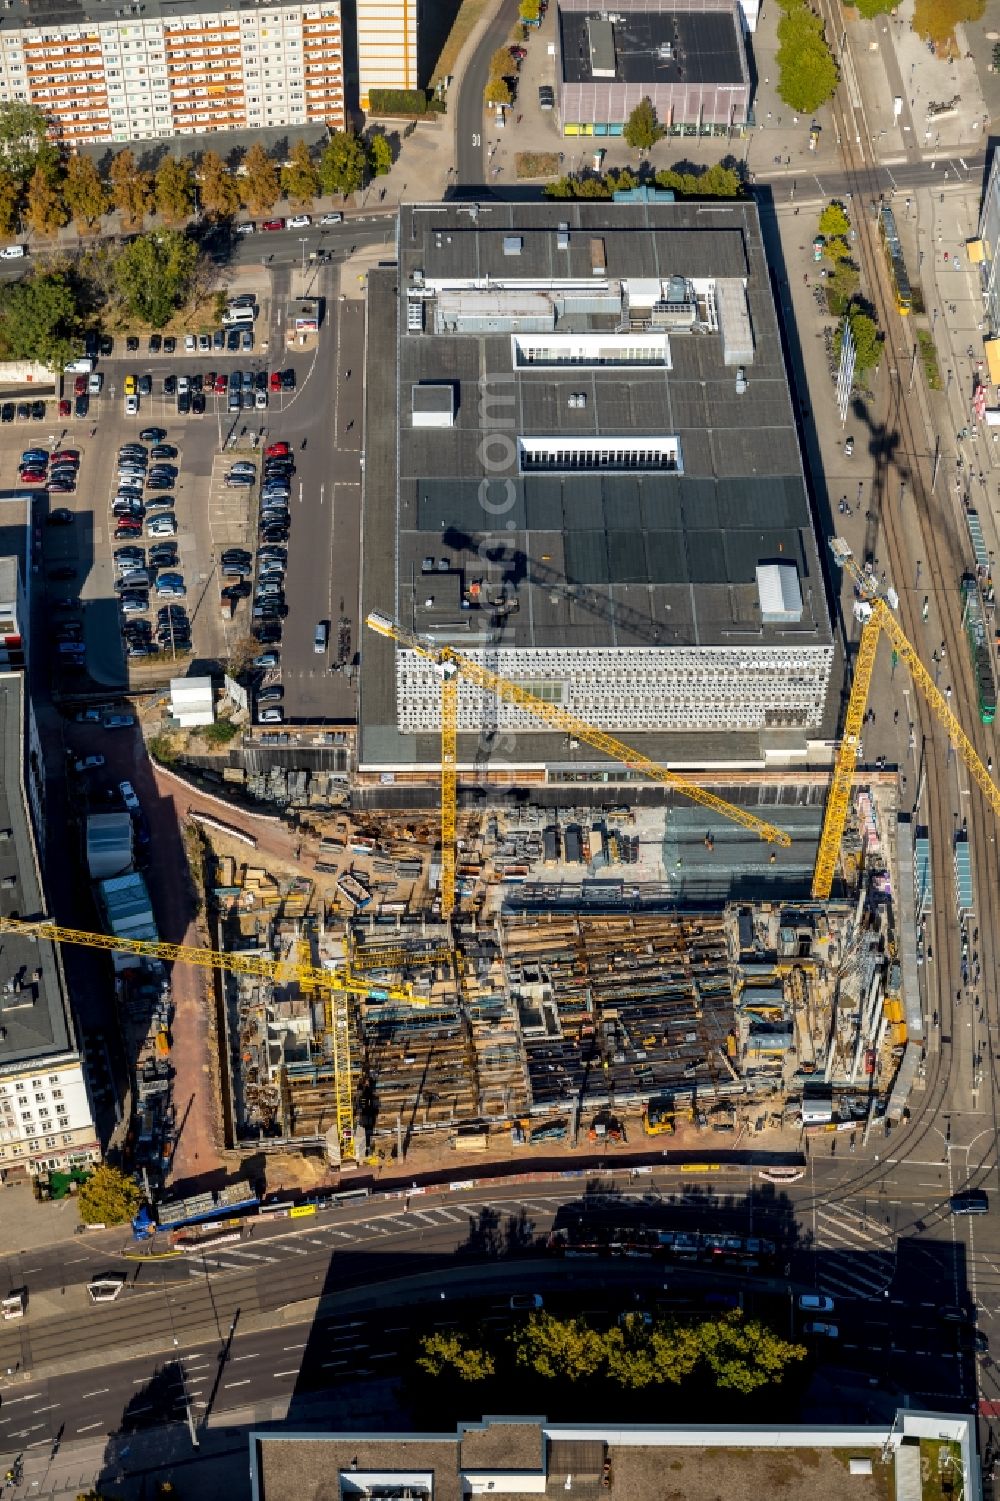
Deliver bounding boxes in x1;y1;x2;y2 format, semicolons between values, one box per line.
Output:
117;962;175;1184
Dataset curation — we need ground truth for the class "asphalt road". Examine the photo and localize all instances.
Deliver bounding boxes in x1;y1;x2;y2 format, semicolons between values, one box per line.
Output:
454;0;521;191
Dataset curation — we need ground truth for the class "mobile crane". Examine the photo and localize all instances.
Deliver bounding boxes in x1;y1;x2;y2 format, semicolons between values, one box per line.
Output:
366;611;793;920
0;914;417;1159
811;539;1000;898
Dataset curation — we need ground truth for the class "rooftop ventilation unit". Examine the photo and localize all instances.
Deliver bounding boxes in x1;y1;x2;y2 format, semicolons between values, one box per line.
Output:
503;236;524;256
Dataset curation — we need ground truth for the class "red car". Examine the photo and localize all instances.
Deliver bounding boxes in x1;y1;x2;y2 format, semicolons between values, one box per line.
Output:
73;375;87;396
214;373;227;394
51;450;80;464
262;218;286;231
265;441;291;457
269;370;282;392
18;468;47;483
58;399;72;418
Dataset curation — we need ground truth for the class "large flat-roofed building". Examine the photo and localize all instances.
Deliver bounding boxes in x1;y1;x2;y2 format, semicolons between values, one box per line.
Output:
356;0;419;109
0;672;99;1184
556;0;750;138
359;200;834;784
250;1413;981;1501
0;0;346;146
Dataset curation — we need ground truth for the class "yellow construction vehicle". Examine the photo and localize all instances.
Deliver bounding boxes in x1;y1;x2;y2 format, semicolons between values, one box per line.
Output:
366;611;792;920
812;539;1000;898
0;914;415;1160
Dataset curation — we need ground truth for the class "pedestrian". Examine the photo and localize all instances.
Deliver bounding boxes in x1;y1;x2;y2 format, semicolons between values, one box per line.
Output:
940;641;946;659
894;709;899;724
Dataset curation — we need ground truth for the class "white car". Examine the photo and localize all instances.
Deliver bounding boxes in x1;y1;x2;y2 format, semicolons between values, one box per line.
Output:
177;375;190;394
0;244;25;259
184;333;196;351
255;390;268;410
287;214;311;229
73;755;105;772
88;372;104;394
259;706;284;723
148;517;177;536
125;393;139;416
320;212;343;226
119;780;140;811
798;1294;835;1312
235;222;256;236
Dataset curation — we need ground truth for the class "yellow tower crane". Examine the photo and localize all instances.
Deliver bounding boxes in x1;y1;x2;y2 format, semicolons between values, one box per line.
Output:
0;914;417;1160
366;611;793;919
811;539;1000;899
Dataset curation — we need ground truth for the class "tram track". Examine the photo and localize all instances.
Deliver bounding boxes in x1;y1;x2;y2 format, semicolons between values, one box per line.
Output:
787;6;1000;1219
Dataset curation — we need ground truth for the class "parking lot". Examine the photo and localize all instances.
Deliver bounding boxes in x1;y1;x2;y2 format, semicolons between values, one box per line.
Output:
16;246;366;729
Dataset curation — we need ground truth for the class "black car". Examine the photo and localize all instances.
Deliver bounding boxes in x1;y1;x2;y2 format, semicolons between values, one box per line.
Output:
140;427;167;443
163;374;177;396
30;400;45;419
46;508;74;526
177;389;191;415
254;370;267;392
1;403;13;423
254;621;282;643
258;547;287;562
192;391;206;415
222;548;251;563
261;528;290;544
146;478;175;492
150;444;177;460
226;329;241;352
126;335;139;353
149;463;177;476
280;369;295;390
190;373;203;393
138;374;153;397
149;552;178;570
163;336;176;354
99;334;114;357
74;395;89;418
149;334;162;353
15;403;29;421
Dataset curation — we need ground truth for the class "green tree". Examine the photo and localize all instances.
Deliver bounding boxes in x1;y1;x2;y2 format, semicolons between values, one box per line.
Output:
0;271;78;369
114;229;200;327
485;75;513;107
369;132;393;177
280;138;319;208
513;1313;606;1381
418;1331;495;1381
0;100;51;185
696;1314;806;1394
818;200;851;240
854;0;893;13
0;167;18;237
623;96;662;150
841;306;882;372
240;142;279;215
77;1164;143;1226
23;160;65;237
199;149;242;219
63;154;108;232
318;132;367;197
913;0;984;48
827;256;860;303
155;155;195;224
109;149;152;228
776;0;839;113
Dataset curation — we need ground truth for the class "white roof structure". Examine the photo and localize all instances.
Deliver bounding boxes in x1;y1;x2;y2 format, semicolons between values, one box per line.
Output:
756;563;803;624
86;812;133;881
170;676;214;727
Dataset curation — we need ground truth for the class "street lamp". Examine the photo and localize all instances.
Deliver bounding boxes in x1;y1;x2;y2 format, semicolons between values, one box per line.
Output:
299;236;309;274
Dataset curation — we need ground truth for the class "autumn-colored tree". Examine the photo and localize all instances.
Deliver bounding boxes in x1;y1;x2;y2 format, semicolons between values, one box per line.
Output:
24;161;66;237
240;142;279;215
696;1313;806;1394
77;1164;143;1226
418;1331;495;1381
513;1313;605;1381
199;149;242;219
369;133;393;177
155;155;194;224
484;75;513;107
63;154;108;232
280;138;319;208
912;0;983;49
109;149;152;228
0;167;19;237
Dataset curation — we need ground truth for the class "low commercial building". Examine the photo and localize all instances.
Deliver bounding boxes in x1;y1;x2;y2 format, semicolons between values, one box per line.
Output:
556;0;750;138
360;198;834;786
250;1413;981;1501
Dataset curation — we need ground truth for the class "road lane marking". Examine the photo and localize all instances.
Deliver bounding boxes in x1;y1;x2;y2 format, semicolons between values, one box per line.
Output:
273;1369;299;1377
76;1422;105;1433
82;1388;110;1398
232;1353;260;1361
33;1404;59;1413
2;1394;42;1404
282;1343;307;1350
224;1379;251;1388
